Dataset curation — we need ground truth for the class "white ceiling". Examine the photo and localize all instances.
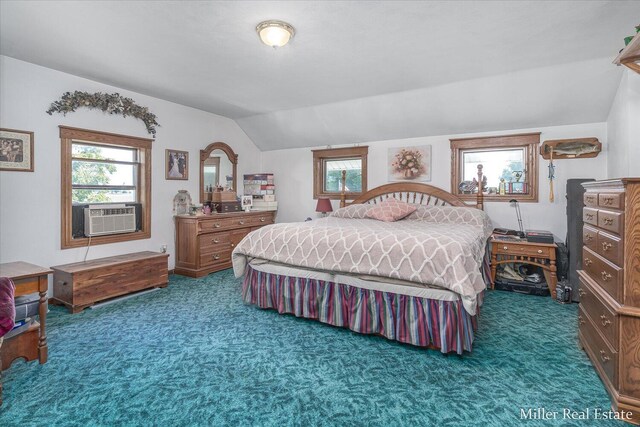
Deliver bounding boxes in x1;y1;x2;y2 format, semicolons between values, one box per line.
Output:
1;1;638;150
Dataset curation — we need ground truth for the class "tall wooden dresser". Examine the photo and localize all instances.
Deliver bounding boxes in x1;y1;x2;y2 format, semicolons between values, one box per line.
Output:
174;211;276;277
578;178;640;424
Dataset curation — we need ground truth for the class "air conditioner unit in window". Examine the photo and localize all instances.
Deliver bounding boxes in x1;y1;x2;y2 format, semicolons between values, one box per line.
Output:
84;204;137;237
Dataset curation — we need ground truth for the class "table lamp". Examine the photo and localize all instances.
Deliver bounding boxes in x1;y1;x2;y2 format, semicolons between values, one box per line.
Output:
315;198;333;217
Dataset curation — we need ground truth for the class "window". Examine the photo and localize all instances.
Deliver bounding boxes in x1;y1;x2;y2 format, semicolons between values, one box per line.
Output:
60;126;152;249
313;146;368;200
71;143;138;204
450;133;540;202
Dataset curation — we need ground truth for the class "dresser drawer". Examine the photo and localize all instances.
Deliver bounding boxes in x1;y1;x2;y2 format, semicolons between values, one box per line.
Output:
579;306;618;388
583;208;598;226
199;216;254;233
596;231;624;266
582;225;598;252
200;249;232;268
199;231;233;252
598;193;625;210
494;242;554;258
583;192;598;207
200;228;251;251
251;214;275;226
597;210;624;235
582;247;622;302
578;277;618;350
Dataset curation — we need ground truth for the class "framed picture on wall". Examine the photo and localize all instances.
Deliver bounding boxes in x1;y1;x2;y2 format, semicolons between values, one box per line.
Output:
166;149;188;180
0;128;34;172
388;145;431;182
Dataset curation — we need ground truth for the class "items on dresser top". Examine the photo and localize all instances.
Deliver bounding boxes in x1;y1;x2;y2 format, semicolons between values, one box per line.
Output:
50;251;169;314
244;173;277;211
578;178;640;425
174;210;276;278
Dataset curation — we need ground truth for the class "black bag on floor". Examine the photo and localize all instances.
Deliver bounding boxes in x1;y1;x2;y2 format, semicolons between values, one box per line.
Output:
556;242;569;281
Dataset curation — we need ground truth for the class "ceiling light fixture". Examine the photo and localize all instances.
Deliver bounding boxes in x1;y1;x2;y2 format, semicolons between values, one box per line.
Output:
256;20;295;48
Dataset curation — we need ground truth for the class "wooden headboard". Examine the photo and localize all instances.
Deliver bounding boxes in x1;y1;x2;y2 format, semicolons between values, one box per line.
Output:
340;164;485;210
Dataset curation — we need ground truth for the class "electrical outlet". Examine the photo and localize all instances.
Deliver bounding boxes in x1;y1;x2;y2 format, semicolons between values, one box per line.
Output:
161;244;167;253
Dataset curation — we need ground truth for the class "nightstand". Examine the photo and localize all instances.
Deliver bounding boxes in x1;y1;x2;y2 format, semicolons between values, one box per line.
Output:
490;237;558;299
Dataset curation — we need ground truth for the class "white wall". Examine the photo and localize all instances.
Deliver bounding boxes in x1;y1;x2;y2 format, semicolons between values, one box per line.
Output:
607;69;640;178
0;56;261;276
262;123;608;240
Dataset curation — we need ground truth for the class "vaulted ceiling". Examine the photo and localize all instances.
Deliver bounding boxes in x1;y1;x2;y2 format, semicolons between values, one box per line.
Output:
1;1;638;150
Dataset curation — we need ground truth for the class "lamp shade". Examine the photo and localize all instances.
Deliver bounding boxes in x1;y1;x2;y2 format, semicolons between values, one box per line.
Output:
315;198;333;213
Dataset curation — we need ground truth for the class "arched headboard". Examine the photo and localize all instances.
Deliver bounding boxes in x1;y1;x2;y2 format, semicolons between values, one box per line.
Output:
340;165;485;210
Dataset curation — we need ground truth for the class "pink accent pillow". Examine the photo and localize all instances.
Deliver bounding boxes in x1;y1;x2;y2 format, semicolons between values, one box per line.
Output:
365;198;417;222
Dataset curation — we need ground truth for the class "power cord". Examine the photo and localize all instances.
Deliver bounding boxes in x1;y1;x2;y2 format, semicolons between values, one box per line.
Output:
83;235;92;262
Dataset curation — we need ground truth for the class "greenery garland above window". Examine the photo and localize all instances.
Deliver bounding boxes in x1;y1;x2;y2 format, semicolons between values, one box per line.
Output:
46;91;160;137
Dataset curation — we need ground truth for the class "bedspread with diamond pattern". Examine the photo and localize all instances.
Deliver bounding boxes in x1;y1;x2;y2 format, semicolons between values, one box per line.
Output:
233;208;492;315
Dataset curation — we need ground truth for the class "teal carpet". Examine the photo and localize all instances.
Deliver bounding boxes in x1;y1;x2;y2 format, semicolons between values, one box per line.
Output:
0;270;624;426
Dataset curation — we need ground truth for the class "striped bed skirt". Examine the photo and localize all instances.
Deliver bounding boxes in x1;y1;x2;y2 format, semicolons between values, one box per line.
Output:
241;265;481;354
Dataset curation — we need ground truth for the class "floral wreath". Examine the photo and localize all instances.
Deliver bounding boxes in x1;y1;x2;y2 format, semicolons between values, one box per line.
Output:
46;91;159;137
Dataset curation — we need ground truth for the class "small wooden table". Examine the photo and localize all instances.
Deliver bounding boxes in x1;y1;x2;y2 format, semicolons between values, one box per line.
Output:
489;237;558;299
0;262;51;370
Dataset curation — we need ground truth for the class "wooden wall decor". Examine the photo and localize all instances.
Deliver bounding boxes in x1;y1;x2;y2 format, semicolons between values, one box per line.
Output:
614;31;640;74
540;138;602;160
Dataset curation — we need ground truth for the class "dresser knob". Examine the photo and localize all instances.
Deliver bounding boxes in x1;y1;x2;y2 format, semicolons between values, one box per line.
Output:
600;314;611;327
578;288;586;297
603;218;614;225
212;238;220;244
601;242;612;252
503;246;508;250
212;254;220;260
260;218;266;222
231;243;235;248
239;220;245;225
599;350;610;363
586;213;594;220
603;197;613;205
537;249;543;254
214;223;221;228
584;259;592;266
578;315;585;325
601;271;612;281
585;234;593;242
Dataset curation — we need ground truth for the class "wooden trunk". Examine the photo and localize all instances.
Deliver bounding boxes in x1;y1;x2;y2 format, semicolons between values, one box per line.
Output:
50;251;169;314
174;211;276;277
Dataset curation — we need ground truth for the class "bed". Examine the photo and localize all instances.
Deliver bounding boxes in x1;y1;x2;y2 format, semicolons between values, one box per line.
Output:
232;166;490;354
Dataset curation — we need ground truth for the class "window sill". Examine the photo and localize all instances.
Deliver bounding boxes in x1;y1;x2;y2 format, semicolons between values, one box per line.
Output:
314;192;364;200
61;230;151;250
457;193;538;203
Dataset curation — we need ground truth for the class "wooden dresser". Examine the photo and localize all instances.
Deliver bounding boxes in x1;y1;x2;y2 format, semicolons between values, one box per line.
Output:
174;211;276;277
578;178;640;424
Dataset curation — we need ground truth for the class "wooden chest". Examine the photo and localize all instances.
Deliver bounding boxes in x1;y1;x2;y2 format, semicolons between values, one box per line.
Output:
174;211;276;277
51;251;169;313
579;178;640;425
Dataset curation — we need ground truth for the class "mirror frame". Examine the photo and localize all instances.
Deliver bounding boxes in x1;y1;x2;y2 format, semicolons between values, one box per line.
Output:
200;142;238;203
